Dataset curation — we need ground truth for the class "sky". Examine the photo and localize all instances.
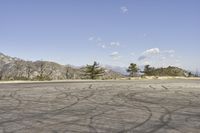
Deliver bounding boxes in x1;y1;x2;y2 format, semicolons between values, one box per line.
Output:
0;0;200;71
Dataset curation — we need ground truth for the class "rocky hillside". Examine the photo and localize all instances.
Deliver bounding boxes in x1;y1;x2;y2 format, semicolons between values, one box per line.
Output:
0;52;125;80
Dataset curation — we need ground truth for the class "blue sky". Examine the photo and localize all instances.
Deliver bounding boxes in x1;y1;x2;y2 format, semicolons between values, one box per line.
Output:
0;0;200;71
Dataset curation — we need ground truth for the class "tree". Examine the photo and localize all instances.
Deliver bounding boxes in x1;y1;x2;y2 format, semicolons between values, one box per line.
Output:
84;61;104;79
143;65;155;76
25;62;34;79
65;66;72;79
195;69;199;77
188;72;193;77
38;61;45;79
0;70;3;80
127;63;139;77
14;60;23;79
35;61;51;80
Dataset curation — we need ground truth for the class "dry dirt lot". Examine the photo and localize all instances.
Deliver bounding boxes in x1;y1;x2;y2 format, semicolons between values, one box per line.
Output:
0;79;200;133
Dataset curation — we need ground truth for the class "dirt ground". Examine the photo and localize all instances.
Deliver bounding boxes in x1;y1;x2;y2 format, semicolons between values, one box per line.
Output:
0;79;200;133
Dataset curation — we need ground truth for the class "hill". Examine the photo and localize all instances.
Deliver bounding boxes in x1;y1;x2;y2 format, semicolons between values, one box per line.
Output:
0;52;124;80
143;66;192;77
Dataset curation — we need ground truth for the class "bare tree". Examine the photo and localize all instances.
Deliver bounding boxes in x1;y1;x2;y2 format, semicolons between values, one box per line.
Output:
47;65;56;78
35;61;56;80
25;62;34;79
14;60;23;79
36;61;46;80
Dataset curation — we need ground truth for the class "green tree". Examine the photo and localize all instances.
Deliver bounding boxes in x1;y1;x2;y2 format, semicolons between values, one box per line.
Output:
143;65;155;76
127;63;139;77
84;61;104;79
188;72;193;77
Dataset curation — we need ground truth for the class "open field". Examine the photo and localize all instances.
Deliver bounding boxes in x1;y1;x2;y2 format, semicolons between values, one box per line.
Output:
0;79;200;133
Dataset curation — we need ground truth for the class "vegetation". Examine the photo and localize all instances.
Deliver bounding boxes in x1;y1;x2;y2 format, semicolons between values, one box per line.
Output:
0;52;197;81
25;62;34;79
127;63;139;77
83;61;105;79
194;70;199;77
143;65;155;76
142;65;190;77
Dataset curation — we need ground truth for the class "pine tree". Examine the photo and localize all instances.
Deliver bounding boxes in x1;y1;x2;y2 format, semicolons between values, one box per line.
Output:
84;61;104;79
127;63;139;77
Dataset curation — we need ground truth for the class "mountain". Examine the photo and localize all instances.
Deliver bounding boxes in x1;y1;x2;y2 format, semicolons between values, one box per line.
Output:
103;68;126;79
0;52;17;66
0;52;124;80
104;65;128;75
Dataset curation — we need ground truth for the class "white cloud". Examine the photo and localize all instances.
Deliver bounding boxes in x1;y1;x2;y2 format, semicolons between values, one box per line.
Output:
144;48;160;55
137;48;182;68
97;43;106;49
161;49;176;58
120;6;128;14
138;48;160;60
143;61;150;65
110;42;120;47
101;45;106;49
110;51;121;60
163;49;175;54
168;50;175;54
96;37;102;42
88;37;94;41
110;51;119;56
88;35;125;53
88;35;123;50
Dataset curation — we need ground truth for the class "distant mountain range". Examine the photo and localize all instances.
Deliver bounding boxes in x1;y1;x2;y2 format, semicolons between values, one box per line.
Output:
103;65;128;75
0;52;125;80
